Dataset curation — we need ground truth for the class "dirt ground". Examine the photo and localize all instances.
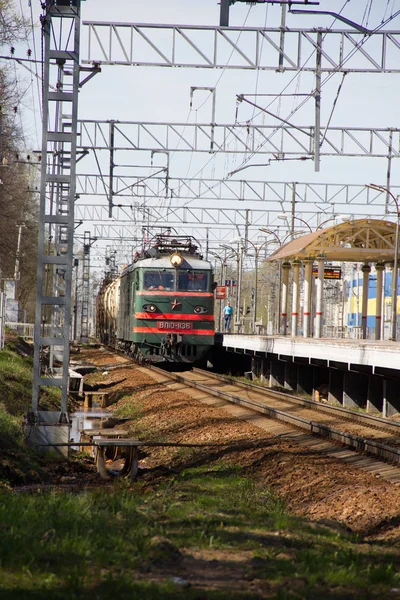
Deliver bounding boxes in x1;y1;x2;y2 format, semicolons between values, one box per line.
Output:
75;346;400;543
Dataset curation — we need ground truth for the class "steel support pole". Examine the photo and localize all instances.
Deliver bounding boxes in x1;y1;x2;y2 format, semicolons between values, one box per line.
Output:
314;30;322;172
361;263;371;339
375;263;384;341
291;183;296;240
80;232;91;342
391;226;399;340
291;260;301;336
234;250;240;331
32;0;81;419
220;261;227;332
303;259;313;338
236;244;244;332
252;253;258;334
386;130;393;215
73;258;79;341
276;263;282;334
108;120;115;218
220;0;230;26
278;4;287;72
281;262;290;335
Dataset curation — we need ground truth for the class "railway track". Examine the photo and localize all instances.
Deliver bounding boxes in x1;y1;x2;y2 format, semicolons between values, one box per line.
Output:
147;364;400;484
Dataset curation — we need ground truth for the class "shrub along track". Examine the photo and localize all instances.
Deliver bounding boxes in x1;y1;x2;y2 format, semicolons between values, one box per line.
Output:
77;346;400;541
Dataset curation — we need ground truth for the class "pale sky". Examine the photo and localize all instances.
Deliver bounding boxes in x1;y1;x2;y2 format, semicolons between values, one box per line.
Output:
11;0;400;266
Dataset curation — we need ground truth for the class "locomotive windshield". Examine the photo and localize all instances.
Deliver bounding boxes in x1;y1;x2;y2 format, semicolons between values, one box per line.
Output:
144;271;174;290
177;270;209;292
143;269;210;291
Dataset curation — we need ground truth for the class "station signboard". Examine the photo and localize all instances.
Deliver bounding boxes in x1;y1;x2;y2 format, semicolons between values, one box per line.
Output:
215;286;227;299
312;267;342;280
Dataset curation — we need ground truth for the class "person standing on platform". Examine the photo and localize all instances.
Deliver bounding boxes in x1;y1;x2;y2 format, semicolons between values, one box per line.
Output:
223;301;233;332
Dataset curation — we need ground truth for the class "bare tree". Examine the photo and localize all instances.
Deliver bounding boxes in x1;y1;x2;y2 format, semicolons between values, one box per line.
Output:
0;1;38;320
0;0;29;45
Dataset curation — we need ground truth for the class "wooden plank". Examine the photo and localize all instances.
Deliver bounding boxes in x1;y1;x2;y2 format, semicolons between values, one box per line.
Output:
82;428;129;437
93;437;139;447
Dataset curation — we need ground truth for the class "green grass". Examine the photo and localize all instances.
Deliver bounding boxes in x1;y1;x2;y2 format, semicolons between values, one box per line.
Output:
0;348;34;415
113;399;142;420
0;339;399;598
0;343;62;415
0;465;399;599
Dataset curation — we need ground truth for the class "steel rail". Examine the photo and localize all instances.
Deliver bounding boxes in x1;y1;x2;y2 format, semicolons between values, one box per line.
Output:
192;368;400;435
150;365;400;465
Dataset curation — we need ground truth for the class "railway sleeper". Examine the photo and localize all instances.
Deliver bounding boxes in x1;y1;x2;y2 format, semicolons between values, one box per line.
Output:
154;368;400;467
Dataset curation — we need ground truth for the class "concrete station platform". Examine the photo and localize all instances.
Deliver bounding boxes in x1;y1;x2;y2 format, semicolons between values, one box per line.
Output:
215;334;400;419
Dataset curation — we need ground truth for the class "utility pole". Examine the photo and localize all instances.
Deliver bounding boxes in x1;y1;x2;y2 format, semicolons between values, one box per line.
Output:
14;223;25;282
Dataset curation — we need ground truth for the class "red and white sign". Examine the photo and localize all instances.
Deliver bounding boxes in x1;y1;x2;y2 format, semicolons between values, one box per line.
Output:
157;321;193;331
215;286;226;300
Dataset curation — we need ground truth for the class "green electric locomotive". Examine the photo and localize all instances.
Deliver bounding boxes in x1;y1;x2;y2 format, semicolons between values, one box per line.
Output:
97;235;215;363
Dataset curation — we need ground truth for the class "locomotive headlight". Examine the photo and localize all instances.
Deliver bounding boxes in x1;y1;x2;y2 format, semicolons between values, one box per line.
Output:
170;253;183;267
194;305;207;314
143;304;157;312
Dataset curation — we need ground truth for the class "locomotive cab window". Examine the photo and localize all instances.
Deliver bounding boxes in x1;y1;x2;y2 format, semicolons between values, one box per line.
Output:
144;271;174;291
178;270;209;292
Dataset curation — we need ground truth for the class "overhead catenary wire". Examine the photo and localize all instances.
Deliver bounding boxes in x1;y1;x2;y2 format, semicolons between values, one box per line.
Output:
361;0;374;28
319;72;347;149
226;6;400;183
168;7;400;222
236;0;352;125
169;0;357;214
13;2;400;247
169;5;254;202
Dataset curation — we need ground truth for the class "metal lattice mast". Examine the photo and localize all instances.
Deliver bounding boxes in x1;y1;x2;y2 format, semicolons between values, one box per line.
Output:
80;231;95;342
32;0;81;420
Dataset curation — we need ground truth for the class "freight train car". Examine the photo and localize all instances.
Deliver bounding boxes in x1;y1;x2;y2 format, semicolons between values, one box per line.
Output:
96;235;215;363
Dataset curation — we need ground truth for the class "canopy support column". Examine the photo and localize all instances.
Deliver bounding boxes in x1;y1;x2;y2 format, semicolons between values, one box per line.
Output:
291;260;301;336
315;255;325;338
361;263;371;339
375;263;385;340
303;259;314;338
281;262;291;335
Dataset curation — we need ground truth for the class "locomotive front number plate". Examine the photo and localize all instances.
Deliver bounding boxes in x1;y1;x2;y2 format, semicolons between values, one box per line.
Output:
157;321;193;331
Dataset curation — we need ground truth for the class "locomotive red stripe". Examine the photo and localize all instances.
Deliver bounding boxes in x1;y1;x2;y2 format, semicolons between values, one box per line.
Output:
137;291;213;297
133;327;214;335
135;312;214;320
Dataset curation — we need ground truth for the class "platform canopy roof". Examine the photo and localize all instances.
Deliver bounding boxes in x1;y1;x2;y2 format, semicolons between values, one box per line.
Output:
267;219;398;263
